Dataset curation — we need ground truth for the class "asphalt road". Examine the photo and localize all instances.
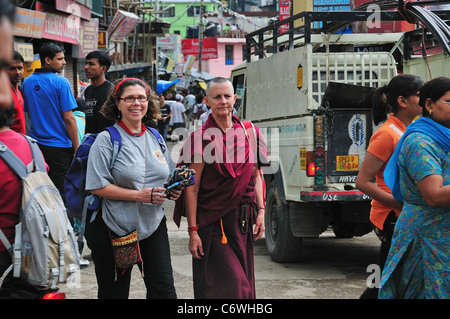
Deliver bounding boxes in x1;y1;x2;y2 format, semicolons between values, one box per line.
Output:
61;198;380;299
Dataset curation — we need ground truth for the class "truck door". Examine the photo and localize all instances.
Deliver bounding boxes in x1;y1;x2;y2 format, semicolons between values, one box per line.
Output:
321;82;375;184
231;67;246;117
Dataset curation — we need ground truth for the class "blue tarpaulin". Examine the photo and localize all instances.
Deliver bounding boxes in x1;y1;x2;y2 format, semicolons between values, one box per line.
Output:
157;79;180;93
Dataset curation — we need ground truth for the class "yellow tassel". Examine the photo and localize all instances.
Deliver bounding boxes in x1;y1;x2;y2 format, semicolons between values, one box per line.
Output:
220;219;227;244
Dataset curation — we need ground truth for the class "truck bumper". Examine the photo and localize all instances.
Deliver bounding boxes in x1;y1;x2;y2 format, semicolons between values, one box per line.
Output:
300;190;371;202
291;192;372;237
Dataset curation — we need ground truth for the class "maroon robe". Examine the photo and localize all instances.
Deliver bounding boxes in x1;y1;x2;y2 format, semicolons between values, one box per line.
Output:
173;114;267;299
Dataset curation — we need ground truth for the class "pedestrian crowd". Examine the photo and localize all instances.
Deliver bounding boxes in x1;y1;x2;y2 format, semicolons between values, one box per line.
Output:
0;0;449;300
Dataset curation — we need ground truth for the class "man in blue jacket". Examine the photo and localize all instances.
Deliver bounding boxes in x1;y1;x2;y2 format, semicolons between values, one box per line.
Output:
23;42;79;202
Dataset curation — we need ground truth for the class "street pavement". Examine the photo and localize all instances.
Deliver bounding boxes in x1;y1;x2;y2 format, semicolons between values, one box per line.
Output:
61;198;380;299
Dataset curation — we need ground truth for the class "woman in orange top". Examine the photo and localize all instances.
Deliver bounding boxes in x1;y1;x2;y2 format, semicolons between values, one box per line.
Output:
356;74;423;299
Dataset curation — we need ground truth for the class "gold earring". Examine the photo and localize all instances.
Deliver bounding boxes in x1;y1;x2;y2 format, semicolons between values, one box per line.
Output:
428;109;433;115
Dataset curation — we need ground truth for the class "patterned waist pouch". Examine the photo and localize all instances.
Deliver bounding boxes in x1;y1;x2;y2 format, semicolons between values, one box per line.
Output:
110;230;142;278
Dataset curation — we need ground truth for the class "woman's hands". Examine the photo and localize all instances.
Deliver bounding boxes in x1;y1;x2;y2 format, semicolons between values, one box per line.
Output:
167;188;182;201
136;187;183;204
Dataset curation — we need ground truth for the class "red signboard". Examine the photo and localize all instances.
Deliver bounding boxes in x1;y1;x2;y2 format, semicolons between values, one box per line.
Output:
36;1;80;44
279;0;290;34
43;11;80;44
181;37;218;60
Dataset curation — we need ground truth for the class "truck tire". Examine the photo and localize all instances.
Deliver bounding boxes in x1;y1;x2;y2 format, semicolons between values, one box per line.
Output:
265;181;303;262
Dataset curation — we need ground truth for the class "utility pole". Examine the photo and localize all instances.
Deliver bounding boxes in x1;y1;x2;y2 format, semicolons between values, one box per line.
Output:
198;0;203;72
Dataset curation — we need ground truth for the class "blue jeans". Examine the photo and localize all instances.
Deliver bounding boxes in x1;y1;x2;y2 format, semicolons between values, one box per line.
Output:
162;124;169;142
37;143;74;203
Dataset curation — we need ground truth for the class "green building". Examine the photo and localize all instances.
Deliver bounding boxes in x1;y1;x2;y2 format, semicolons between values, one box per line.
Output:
158;0;221;38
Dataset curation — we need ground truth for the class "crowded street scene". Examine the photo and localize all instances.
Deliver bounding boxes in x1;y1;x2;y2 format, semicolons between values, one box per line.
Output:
0;0;449;309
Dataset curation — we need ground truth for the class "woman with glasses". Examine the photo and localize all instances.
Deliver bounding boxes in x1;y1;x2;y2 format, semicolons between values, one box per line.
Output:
356;74;423;298
85;78;180;299
380;77;450;299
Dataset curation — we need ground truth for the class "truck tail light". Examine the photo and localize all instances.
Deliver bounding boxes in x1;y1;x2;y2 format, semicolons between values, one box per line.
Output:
306;151;315;176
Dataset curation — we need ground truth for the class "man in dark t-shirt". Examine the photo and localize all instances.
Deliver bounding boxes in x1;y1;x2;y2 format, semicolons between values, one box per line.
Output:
157;95;172;142
84;51;114;134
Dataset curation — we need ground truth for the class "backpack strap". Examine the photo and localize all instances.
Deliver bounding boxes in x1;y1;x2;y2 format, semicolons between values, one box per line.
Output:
105;126;122;170
147;126;175;169
240;121;266;202
0;141;28;179
147;126;167;153
240;121;258;162
22;135;46;173
0;264;13;288
0;135;46;179
0;227;12;257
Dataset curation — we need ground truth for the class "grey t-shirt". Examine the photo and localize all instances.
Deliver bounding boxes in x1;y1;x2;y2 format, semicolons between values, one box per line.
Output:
86;124;174;240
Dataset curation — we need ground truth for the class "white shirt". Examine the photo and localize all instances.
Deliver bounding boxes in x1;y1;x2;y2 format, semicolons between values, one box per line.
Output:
193;103;208;115
185;94;196;107
171;101;186;123
199;108;212;125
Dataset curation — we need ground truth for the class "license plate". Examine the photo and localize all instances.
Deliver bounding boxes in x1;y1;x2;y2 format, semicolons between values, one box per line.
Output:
336;155;359;171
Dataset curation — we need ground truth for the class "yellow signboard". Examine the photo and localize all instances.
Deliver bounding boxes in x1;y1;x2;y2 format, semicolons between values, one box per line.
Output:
98;31;107;49
297;66;303;88
293;0;313;29
14;43;34;62
23;55;41;78
300;148;306;170
336;155;359;171
166;58;175;72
